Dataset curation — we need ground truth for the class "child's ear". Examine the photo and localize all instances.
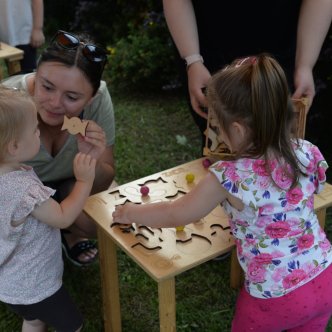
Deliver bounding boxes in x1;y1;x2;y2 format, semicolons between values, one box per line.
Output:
232;121;247;139
7;139;18;156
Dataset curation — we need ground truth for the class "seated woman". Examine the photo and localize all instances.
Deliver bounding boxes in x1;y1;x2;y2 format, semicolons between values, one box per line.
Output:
1;30;115;266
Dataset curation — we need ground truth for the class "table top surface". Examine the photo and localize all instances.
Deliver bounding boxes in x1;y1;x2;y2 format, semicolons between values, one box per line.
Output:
84;158;332;282
0;42;24;60
84;158;235;281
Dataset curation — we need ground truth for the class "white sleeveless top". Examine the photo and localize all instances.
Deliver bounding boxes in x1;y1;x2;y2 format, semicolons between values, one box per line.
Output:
0;0;33;46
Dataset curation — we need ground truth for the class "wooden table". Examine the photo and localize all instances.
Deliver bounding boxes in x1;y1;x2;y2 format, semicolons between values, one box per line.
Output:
84;158;332;331
84;158;235;332
0;42;24;79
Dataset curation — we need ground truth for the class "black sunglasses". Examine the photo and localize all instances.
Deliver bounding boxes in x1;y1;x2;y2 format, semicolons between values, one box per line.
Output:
52;30;108;63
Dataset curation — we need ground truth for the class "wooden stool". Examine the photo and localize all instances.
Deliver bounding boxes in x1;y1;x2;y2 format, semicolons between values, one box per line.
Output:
0;42;24;80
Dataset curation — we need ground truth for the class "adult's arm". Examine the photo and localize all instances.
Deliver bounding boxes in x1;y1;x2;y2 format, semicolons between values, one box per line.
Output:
293;0;332;110
92;145;115;194
163;0;210;118
82;81;116;192
30;0;45;48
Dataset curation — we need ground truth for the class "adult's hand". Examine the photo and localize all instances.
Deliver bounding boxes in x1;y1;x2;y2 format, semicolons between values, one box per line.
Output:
292;66;315;112
187;61;211;119
30;28;45;48
76;120;106;160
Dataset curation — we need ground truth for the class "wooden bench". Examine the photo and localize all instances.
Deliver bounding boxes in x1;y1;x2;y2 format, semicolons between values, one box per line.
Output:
0;42;24;80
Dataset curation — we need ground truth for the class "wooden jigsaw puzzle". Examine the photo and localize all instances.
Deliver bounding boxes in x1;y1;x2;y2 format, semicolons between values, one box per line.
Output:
203;97;309;159
61;115;88;136
84;158;234;279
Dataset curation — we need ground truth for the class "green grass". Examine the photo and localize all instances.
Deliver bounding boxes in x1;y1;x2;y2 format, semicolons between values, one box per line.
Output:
1;89;332;331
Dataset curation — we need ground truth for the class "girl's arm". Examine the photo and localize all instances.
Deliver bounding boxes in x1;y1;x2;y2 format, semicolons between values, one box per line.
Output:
31;153;96;228
76;121;115;191
112;172;228;228
92;145;115;193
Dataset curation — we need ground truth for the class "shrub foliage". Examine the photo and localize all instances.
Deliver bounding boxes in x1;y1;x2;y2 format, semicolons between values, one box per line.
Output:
45;0;180;92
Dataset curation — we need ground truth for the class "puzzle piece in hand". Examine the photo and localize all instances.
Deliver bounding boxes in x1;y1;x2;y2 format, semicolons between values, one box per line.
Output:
61;115;88;136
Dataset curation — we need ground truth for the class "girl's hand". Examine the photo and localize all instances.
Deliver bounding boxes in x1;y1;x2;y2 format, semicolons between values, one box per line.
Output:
73;152;96;184
76;120;106;160
112;204;132;224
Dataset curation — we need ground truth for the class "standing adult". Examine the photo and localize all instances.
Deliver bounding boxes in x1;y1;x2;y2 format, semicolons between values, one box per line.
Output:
162;0;332;143
1;30;115;266
0;0;45;73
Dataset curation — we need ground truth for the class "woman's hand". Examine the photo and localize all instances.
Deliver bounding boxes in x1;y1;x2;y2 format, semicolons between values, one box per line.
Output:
76;120;106;160
292;65;315;112
187;61;211;119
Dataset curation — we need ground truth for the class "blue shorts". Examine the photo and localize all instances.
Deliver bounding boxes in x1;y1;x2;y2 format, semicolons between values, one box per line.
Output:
5;285;83;332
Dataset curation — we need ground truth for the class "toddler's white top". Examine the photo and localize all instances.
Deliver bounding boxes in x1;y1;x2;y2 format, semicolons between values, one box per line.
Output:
0;166;62;304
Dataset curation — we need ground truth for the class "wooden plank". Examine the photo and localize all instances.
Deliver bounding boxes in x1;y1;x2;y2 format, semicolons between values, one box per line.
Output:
0;42;24;60
0;42;24;76
97;228;122;332
158;278;176;332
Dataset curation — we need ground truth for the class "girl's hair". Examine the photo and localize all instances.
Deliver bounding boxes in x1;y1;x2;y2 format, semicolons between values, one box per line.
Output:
0;87;37;162
207;54;301;187
38;31;106;96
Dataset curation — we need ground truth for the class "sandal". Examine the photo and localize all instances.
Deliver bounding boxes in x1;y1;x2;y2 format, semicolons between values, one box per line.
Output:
61;231;98;267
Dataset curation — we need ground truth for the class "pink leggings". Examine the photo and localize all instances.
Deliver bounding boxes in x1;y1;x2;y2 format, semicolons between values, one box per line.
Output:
232;264;332;332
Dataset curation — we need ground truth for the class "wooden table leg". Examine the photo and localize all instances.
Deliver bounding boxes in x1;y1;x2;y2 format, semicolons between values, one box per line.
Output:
230;246;244;290
158;277;176;332
6;59;21;76
97;227;122;332
316;208;327;229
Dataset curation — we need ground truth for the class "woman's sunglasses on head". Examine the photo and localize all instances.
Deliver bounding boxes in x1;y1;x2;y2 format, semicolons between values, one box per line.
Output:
52;30;108;63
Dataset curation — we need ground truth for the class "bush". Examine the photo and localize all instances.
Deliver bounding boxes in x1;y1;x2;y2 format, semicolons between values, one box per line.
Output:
44;1;180;92
105;12;179;92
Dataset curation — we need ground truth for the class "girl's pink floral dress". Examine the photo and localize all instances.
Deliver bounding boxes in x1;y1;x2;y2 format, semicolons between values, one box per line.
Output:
210;139;331;298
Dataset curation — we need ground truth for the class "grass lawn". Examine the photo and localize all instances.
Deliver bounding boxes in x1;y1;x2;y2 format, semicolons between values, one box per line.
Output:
0;88;332;331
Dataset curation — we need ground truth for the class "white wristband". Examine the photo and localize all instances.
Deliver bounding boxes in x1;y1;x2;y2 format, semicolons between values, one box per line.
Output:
184;54;204;67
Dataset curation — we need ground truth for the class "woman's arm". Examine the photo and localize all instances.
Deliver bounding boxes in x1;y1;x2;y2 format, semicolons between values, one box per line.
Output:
162;0;199;58
163;0;210;118
293;0;332;109
30;0;45;48
92;145;115;193
78;82;116;191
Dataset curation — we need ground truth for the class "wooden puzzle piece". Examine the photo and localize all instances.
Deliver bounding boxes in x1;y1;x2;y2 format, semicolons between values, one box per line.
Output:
61;115;88;136
204;127;220;151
